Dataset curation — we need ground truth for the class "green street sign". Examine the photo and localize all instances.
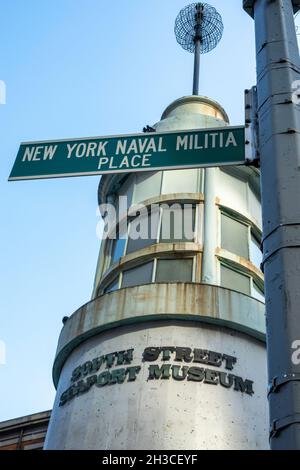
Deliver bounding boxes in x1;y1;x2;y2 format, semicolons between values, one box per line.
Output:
9;126;245;181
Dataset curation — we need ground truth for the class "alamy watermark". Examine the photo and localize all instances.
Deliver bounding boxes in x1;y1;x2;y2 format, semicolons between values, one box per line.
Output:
291;340;300;365
0;80;6;105
96;197;195;242
292;80;300;105
0;340;6;365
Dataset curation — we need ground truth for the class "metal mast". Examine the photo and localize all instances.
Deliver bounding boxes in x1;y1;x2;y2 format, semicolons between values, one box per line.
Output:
175;2;223;96
193;4;203;95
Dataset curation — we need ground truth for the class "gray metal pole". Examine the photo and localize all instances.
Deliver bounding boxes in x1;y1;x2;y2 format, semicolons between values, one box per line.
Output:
193;39;201;95
192;4;203;95
243;0;300;449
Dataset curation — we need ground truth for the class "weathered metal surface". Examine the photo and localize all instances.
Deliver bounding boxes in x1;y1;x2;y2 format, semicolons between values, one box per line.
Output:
100;242;202;290
216;248;264;280
246;0;300;450
53;283;266;387
161;96;229;123
98;96;230;206
46;324;268;450
244;0;300;17
47;91;266;451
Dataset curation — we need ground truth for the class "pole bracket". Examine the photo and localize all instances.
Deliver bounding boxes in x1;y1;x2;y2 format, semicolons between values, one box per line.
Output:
268;373;300;397
270;414;300;439
261;223;300;269
245;157;260;168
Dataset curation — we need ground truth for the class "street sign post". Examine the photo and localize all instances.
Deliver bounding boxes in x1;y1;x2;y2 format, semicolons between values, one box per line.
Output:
244;0;300;450
9;126;245;181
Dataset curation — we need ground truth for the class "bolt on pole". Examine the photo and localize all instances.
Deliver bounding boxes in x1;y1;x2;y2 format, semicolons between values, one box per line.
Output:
243;0;300;449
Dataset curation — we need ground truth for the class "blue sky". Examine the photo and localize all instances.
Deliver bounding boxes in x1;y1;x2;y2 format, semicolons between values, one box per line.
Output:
0;1;296;422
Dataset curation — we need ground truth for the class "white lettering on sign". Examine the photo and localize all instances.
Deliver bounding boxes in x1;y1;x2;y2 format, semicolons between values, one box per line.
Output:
86;142;97;157
67;143;77;158
142;155;151;166
115;137;166;156
119;156;130;168
176;131;238;152
33;146;43;161
64;137;166;171
220;132;224;148
116;140;126;155
76;143;86;158
210;133;218;149
67;141;108;159
10;127;244;182
98;157;109;168
225;132;237;148
44;145;58;160
127;140;138;154
97;141;108;156
98;154;152;171
22;145;58;162
176;135;188;151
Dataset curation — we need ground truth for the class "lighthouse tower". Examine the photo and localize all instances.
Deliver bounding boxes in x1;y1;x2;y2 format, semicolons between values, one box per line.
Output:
44;4;268;450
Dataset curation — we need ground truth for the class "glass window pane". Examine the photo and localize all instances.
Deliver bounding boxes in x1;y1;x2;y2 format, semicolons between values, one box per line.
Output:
118;175;134;215
104;277;119;294
133;172;162;204
252;282;265;302
126;211;159;254
221;265;251;296
162;169;198;194
111;238;127;264
248;187;262;229
122;262;153;288
218;171;248;215
156;259;193;283
250;234;262;270
221;214;249;259
160;205;195;243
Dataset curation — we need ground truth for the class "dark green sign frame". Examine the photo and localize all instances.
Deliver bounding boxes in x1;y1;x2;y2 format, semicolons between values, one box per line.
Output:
9;126;245;181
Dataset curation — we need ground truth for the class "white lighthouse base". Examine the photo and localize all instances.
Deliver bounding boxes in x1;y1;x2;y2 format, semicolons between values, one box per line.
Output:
45;321;268;450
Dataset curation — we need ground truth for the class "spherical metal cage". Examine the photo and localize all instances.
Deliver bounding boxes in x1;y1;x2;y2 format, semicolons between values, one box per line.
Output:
175;2;224;54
